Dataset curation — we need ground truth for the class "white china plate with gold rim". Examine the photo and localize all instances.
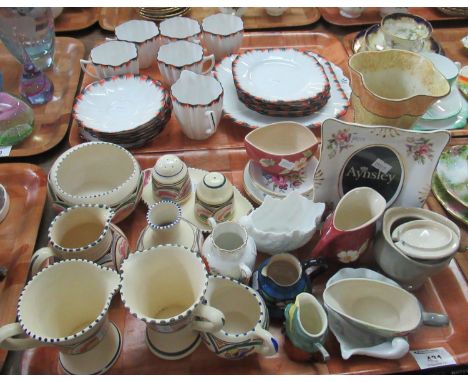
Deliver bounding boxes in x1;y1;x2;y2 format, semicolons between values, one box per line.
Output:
214;53;351;129
232;49;329;103
247;157;317;199
314;119;450;209
325;268;409;360
142;168;253;232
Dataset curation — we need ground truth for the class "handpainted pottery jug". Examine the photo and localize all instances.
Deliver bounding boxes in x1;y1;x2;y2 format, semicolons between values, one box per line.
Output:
202;217;256;283
29;204;129;273
137;200;203;253
284;293;330;362
310;187;386;264
0;260;121;375
252;253;327;319
197;275;278;360
195;172;234;223
120;245;225;360
151;154;192;204
349;49;450;129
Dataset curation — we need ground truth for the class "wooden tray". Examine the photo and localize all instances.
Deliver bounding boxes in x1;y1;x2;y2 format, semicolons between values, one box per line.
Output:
99;7;321;32
0;37;84;157
55;7;99;32
69;30;350;154
320;7;467;26
343;27;468;137
0;163;47;370
19;151;468;374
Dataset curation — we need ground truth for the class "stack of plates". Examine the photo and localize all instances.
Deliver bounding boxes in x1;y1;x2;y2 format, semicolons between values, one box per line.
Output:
214;52;351;130
73;74;172;149
438;7;468;17
352;23;443;54
432;145;468;226
231;49;331;117
137;7;191;21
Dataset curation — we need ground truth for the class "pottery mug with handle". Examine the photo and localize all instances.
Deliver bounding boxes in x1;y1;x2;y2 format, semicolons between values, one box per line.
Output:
309;187;386;264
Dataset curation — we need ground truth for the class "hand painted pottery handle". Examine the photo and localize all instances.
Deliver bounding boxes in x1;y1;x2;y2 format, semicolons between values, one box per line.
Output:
201;54;215;74
0;323;41;351
29;247;55;278
301;257;328;279
309;213;342;259
191;304;225;333
79;59;100;79
251;325;279;356
315;342;330;362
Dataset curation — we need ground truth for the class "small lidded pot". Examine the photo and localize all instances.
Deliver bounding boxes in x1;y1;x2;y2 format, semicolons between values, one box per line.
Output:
195;172;234;224
152;154;192;203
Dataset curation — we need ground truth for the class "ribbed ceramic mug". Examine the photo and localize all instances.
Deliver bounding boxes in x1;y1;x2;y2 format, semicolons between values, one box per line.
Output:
0;260;121;375
196;275;279;359
115;20;160;69
157;40;215;86
159;16;202;45
202;13;244;61
80;40;139;79
120;245;225;360
171;70;224;140
29;204;128;273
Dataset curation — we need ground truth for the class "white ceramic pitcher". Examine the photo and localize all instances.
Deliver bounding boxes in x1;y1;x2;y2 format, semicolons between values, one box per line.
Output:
0;260;121;375
171;70;224;140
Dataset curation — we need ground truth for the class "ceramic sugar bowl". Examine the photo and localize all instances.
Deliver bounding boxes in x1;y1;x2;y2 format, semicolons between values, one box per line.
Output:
195;172;234;224
202;217;256;283
151;154;192;204
252;253;328;319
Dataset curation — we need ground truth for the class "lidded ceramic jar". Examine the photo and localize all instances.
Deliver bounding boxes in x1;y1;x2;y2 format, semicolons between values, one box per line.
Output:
152;154;192;203
195;172;234;223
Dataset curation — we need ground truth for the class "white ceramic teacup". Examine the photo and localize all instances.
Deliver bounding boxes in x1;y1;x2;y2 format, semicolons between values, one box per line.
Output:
171;70;223;140
0;260;121;375
195;275;279;359
157;40;215;86
202;13;244;61
159;16;201;46
80;40;139;79
115;19;160;69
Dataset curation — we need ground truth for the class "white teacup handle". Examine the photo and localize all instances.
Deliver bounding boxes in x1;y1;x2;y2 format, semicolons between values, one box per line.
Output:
252;325;279;356
204;110;217;135
0;323;41;351
208;217;217;230
239;263;252;281
80;59;100;79
201;54;215;74
29;247;55;278
191;304;225;333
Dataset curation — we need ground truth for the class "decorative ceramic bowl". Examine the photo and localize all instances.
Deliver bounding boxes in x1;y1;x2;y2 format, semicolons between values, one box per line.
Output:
380;13;432;52
349;49;450;129
244;121;319;175
49;142;142;221
239;191;325;255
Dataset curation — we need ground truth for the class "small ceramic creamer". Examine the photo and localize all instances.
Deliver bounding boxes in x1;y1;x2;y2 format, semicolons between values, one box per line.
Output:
202;217;256;282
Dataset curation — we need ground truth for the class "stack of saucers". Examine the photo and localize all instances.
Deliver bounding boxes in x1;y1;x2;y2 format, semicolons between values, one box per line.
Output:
231;48;331;117
73;74;172;149
137;7;191;21
432;145;468;226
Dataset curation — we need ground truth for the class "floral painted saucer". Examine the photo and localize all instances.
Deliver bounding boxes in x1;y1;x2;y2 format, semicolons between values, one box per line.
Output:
142;168;253;232
436;145;468;207
432;173;468;226
247;157;317;199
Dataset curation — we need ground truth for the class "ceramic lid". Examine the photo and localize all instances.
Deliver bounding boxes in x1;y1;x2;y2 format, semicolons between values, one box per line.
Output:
152;154;188;184
391;219;458;260
196;172;233;205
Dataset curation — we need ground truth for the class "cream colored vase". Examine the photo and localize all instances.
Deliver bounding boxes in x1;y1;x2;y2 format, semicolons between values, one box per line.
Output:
0;260;121;375
349;49;450;129
120;245;225;360
30;204;128;272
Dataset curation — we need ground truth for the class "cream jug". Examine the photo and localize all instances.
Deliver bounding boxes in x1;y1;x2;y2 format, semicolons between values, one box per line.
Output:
0;260;121;375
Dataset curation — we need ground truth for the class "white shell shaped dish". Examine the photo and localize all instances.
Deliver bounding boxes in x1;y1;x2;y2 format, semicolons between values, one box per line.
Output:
248;157;317;199
391;219;459;260
325;268;409;360
142;168;253;232
238;191;325;255
214;53;351;129
74;75;165;133
232;49;328;103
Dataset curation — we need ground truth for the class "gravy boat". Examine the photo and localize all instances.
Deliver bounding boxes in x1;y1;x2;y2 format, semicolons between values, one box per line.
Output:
349;49;450;129
323;278;449;338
